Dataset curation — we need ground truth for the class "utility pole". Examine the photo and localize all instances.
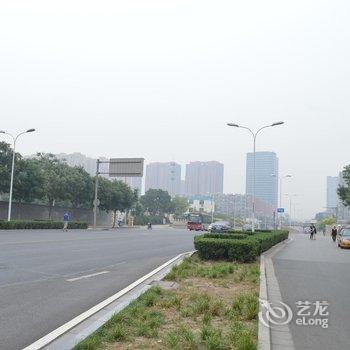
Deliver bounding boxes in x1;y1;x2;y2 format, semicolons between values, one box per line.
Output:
93;159;100;230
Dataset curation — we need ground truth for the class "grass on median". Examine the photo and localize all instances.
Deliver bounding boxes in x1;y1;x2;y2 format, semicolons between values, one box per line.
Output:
74;255;259;350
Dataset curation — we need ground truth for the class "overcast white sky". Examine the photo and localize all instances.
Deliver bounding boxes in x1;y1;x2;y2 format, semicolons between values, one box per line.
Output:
1;0;350;220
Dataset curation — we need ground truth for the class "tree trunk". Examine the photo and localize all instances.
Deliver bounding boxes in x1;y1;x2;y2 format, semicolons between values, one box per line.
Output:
112;210;117;228
48;199;53;220
17;201;21;220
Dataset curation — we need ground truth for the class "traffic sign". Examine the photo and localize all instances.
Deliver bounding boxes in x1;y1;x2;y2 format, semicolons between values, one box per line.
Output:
277;208;285;213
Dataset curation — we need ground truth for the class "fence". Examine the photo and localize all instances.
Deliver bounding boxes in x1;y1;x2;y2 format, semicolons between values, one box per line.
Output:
0;201;112;226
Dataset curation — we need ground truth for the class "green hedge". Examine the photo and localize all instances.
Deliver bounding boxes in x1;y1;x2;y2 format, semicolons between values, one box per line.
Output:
0;220;88;230
203;233;248;240
194;230;289;263
133;215;164;226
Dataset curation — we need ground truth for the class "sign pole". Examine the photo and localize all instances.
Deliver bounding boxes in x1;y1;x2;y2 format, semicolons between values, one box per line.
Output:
93;159;100;230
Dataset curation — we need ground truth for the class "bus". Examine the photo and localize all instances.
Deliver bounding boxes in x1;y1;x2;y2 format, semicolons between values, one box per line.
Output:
187;214;204;231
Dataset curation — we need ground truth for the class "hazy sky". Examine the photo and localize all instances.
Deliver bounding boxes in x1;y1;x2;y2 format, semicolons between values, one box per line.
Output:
1;1;350;219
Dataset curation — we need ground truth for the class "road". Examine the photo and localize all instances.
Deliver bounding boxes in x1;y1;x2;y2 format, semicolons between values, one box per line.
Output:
0;227;196;350
273;231;350;350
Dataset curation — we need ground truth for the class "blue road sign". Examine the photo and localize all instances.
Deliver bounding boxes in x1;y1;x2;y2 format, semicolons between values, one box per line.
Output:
277;208;285;213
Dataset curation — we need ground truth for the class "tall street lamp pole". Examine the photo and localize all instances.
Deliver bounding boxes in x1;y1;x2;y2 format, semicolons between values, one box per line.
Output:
272;174;292;228
285;194;297;227
0;129;36;221
227;122;284;232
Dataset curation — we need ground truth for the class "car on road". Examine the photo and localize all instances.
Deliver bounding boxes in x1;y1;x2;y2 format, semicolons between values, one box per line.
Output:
338;227;350;248
208;221;232;233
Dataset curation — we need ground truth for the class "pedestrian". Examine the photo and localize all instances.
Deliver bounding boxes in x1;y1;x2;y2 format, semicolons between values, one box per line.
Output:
323;227;326;236
331;226;338;242
63;212;70;232
310;224;317;240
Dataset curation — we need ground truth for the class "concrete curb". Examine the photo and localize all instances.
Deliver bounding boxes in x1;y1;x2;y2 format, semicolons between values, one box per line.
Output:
258;238;295;350
23;251;195;350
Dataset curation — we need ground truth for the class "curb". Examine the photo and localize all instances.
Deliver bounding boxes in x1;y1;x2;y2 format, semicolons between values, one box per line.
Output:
258;238;295;350
23;251;195;350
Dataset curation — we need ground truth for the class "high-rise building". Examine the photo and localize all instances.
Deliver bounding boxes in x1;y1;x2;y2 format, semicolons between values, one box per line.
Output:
327;176;339;209
145;162;181;197
185;161;224;196
214;193;275;219
116;177;143;195
246;152;278;208
56;152;97;175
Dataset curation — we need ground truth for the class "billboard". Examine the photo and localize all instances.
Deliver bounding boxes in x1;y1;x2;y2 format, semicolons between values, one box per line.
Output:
109;158;144;177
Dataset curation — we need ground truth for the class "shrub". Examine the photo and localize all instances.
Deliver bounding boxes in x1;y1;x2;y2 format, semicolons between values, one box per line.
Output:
0;220;88;230
204;233;247;240
133;215;164;226
194;230;289;262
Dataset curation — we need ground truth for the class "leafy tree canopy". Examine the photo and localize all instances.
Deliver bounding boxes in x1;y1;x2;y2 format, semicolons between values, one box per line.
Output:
338;165;350;207
171;196;189;216
140;189;172;216
0;141;21;194
13;158;45;203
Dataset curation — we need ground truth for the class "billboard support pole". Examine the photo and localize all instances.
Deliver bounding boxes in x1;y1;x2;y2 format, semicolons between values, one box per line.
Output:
93;159;100;230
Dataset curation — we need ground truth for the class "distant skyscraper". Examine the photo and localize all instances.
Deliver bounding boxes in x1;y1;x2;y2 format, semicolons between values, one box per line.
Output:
145;162;181;197
56;153;109;178
246;152;278;208
185;161;224;196
327;176;339;208
56;152;97;175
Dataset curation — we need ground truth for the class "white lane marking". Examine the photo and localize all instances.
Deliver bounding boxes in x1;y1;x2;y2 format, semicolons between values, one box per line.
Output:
66;271;110;282
22;251;195;350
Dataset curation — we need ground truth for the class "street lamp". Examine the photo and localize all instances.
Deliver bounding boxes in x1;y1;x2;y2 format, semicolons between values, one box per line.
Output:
285;194;297;227
227;122;284;232
1;129;36;221
272;174;292;228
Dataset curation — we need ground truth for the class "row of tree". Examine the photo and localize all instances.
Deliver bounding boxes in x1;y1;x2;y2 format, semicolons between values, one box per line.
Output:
0;142;190;222
338;165;350;208
0;142;138;219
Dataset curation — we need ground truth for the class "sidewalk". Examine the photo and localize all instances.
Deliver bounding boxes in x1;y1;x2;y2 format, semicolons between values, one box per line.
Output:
266;230;350;350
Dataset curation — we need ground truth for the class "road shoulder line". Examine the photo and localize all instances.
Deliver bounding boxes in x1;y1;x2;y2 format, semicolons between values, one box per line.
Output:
23;251;195;350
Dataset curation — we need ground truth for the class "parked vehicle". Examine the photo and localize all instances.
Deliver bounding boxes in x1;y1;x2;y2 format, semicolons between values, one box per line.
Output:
338;227;350;248
208;221;232;233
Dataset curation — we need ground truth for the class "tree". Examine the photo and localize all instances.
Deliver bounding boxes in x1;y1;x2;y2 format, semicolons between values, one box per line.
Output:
12;158;44;203
140;189;172;216
98;178;137;227
65;166;94;208
338;165;350;207
0;141;20;194
317;216;336;230
171;196;189;216
36;153;71;219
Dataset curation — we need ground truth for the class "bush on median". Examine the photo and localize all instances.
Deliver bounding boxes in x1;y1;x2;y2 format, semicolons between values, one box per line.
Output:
194;230;289;263
204;233;248;240
0;220;88;230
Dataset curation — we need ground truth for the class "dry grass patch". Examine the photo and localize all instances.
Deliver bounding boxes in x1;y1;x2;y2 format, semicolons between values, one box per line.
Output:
75;256;259;350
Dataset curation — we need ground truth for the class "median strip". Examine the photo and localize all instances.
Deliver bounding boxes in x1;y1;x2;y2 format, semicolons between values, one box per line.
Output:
74;255;260;350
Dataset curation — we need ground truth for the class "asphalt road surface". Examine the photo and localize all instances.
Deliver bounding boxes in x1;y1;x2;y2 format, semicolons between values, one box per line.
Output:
273;230;350;350
0;227;196;350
